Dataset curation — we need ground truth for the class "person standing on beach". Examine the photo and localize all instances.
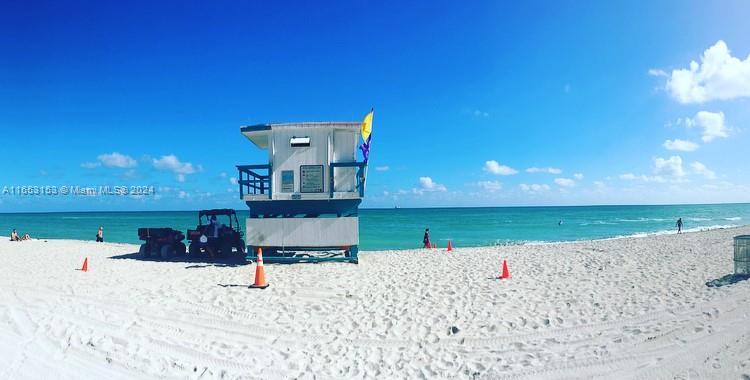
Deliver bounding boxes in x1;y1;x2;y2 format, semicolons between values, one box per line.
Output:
96;227;104;242
423;228;431;248
10;229;20;241
676;218;683;234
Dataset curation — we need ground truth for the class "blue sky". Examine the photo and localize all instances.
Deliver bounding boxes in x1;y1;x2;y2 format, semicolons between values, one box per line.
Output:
1;1;750;211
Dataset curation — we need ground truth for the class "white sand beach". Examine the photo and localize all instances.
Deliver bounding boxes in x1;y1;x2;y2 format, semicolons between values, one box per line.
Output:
2;227;750;379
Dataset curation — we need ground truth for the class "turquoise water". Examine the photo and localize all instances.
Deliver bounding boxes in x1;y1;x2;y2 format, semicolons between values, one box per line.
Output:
1;204;749;250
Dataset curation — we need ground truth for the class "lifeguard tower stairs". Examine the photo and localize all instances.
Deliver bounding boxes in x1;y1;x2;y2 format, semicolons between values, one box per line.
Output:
237;122;366;264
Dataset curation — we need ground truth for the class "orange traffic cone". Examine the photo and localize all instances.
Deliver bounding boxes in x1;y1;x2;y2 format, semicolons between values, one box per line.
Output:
249;248;269;289
447;240;453;252
80;257;88;272
499;259;510;279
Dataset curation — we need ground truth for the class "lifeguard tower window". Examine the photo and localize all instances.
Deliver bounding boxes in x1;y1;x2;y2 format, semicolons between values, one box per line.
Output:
290;136;311;147
281;170;294;193
300;165;324;193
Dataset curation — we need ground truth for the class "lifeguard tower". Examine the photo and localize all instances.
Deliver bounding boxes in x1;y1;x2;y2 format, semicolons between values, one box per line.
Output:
237;121;367;263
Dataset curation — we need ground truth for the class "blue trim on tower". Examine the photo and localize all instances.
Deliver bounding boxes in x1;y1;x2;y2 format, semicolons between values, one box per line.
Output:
245;199;361;217
240;124;272;133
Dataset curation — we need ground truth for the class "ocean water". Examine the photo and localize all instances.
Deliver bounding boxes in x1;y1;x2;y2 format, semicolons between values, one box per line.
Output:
1;204;749;251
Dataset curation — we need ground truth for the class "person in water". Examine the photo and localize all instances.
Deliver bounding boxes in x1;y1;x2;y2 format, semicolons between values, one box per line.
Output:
423;228;431;248
96;227;104;242
676;218;683;234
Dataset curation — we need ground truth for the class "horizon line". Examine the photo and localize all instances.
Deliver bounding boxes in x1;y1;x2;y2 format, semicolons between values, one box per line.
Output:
1;201;749;214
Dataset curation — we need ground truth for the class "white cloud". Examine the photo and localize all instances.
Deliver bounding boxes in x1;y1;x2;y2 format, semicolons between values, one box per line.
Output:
691;161;716;179
484;160;518;175
619;173;666;183
663;139;699;152
80;162;101;169
476;180;502;192
375;166;390;172
665;40;750;103
554;178;576;187
97;152;137;168
520;183;551;193
153;155;196;174
526;167;562;174
648;68;668;77
417;177;447;193
564;84;571;93
467;108;489;117
593;181;605;188
573;173;584;180
687;111;729;142
229;177;238;185
653;156;685;177
153;154;198;181
177;190;189;199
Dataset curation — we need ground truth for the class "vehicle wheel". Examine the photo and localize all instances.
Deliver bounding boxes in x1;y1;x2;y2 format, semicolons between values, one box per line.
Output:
221;242;234;256
150;244;161;258
161;244;175;260
188;243;200;256
139;244;150;259
174;242;186;256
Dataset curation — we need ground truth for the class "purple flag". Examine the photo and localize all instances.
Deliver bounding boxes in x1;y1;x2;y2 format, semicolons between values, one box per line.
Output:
359;135;371;163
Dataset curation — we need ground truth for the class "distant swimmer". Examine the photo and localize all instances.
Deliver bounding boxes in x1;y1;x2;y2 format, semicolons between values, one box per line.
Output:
558;220;563;226
423;228;431;248
676;218;683;234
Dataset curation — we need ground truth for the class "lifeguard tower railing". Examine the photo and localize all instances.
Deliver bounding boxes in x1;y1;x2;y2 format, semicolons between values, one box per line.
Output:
236;164;272;199
236;162;367;201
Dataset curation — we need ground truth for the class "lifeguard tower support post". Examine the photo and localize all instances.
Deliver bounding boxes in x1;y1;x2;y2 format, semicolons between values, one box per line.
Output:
237;122;366;263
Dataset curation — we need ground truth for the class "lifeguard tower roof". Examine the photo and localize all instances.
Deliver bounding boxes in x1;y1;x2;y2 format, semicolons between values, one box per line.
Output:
240;122;359;149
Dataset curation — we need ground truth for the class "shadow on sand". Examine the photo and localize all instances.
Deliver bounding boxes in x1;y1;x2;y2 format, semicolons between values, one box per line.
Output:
108;252;248;268
705;274;750;288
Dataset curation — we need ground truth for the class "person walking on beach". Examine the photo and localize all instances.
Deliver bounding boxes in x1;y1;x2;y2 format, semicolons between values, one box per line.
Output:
423;228;431;248
96;227;104;242
676;218;683;234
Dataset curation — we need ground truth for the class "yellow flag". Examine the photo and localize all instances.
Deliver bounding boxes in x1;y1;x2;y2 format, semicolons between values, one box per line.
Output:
361;109;373;141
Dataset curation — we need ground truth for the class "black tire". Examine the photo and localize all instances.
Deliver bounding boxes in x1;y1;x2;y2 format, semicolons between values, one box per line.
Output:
161;244;175;260
139;244;150;259
174;242;186;256
150;243;160;258
188;243;200;256
206;245;217;258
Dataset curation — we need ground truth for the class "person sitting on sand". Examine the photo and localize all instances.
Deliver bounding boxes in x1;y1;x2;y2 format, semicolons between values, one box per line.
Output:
10;229;20;241
676;218;683;234
423;228;431;248
96;226;104;242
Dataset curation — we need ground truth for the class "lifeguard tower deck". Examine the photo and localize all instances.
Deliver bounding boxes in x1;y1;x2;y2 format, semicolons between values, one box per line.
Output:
237;122;366;263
